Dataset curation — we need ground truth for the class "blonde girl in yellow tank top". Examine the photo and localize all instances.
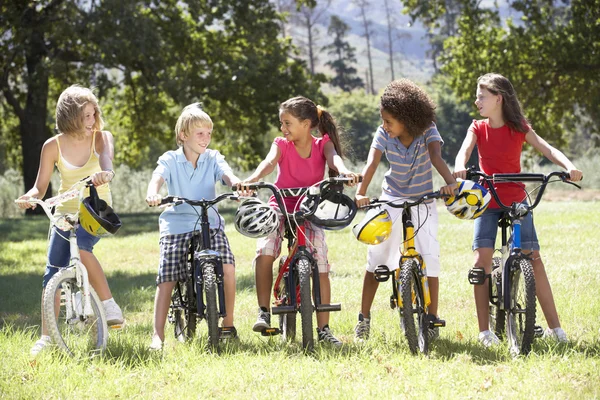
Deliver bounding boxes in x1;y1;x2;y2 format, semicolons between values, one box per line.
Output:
17;85;124;357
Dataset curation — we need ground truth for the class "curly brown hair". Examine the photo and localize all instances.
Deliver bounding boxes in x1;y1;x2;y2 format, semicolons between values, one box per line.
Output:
380;79;436;138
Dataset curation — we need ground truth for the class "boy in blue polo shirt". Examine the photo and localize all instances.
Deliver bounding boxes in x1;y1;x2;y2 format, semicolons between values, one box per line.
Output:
353;79;456;341
146;103;241;350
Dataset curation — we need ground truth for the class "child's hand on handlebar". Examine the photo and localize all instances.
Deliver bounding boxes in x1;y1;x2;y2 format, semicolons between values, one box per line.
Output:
452;169;467;180
146;193;163;207
355;194;370;208
568;169;583;182
91;170;115;186
235;180;257;198
439;183;457;196
339;171;361;186
16;195;37;210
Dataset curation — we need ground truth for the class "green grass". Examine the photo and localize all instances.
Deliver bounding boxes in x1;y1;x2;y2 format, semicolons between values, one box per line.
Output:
1;202;600;398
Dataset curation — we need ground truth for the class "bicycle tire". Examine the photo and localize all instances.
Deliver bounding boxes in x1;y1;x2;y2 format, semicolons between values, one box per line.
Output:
489;257;506;338
203;263;219;348
399;259;429;355
297;257;314;351
43;268;108;358
279;313;297;341
506;258;536;356
172;281;196;342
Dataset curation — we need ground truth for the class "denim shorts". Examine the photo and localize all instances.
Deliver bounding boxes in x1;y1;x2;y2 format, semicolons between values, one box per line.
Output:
43;224;101;287
473;205;539;252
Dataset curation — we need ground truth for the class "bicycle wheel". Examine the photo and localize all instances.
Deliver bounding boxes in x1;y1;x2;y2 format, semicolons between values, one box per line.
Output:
506;258;536;356
489;257;506;338
172;281;196;342
279;313;297;341
43;268;108;358
399;260;429;355
203;262;219;348
297;256;314;351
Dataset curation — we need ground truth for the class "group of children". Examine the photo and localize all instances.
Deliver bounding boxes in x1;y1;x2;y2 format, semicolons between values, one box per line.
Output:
20;73;582;356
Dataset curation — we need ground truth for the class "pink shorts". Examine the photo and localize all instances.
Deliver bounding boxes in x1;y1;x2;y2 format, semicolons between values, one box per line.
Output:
256;214;330;273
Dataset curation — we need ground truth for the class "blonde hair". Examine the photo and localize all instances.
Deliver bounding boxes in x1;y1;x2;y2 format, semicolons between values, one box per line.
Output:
55;85;104;136
175;103;213;146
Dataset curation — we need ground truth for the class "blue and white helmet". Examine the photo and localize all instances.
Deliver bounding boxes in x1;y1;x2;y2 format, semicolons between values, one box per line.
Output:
445;179;491;219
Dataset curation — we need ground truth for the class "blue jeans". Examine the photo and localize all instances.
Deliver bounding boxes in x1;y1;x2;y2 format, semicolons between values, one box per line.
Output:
472;206;539;252
43;225;100;287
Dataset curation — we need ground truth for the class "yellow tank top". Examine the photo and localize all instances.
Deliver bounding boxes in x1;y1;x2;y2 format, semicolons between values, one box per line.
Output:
55;131;112;216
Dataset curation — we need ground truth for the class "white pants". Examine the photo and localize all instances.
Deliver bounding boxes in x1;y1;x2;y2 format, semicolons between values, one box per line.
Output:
366;193;441;277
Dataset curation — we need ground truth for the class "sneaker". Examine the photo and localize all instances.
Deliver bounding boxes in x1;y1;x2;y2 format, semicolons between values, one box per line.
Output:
252;308;271;332
30;335;52;357
317;325;343;347
102;298;125;328
543;327;568;343
149;336;163;351
478;330;501;348
354;313;371;342
219;326;239;341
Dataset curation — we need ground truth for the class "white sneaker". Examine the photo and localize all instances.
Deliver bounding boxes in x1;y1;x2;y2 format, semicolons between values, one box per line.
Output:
478;330;501;348
102;298;124;328
544;327;568;343
149;336;164;351
30;335;52;357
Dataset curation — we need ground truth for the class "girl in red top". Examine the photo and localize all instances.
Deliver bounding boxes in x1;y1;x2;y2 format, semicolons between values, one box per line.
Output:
453;73;582;347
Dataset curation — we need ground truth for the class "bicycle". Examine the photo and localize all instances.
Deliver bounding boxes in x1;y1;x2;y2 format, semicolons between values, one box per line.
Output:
236;177;355;351
359;192;447;355
157;192;239;348
15;177;110;357
465;169;581;356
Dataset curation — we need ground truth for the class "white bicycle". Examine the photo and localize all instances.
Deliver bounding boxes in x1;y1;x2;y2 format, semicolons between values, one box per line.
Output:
16;177;110;357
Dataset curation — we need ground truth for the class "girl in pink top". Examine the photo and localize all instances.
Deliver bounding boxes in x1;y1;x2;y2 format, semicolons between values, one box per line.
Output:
454;73;582;346
241;96;359;346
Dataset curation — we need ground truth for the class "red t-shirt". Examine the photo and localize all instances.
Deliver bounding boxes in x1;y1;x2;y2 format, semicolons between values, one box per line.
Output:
469;119;528;208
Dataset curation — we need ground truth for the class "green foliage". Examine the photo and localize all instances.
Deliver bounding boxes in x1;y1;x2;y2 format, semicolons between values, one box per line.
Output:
322;16;364;92
326;91;380;163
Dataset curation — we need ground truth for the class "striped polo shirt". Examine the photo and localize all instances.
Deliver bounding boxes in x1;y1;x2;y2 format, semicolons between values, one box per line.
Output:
371;122;443;199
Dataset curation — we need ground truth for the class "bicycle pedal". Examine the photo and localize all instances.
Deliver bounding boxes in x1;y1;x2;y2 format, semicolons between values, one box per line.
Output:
430;319;446;328
534;325;544;338
260;327;281;337
389;295;397;310
108;321;125;331
374;265;392;282
468;267;490;285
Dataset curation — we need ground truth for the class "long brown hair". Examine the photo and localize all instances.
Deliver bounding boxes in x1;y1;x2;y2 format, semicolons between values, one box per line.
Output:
477;73;529;133
279;96;345;175
55;85;104;137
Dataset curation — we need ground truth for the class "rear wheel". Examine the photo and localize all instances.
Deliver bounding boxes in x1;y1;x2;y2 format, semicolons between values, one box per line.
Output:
43;268;108;358
203;263;219;348
399;260;428;355
489;257;506;339
506;258;536;356
297;257;314;351
172;281;196;342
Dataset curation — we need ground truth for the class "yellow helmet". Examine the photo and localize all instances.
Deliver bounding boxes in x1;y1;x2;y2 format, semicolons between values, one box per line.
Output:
352;208;392;245
79;186;122;237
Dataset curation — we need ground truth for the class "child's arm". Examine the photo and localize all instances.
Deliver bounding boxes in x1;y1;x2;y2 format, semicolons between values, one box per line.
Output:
355;147;382;208
453;130;477;179
525;130;583;181
428;141;457;196
242;143;281;183
146;174;165;207
222;172;241;187
17;138;57;209
323;141;360;185
92;130;116;187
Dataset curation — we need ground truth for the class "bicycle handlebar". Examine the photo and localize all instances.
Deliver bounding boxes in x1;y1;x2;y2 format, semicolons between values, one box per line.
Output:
158;192;239;208
466;168;582;214
363;191;448;210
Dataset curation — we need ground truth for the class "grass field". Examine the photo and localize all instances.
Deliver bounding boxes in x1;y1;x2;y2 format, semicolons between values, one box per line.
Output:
1;201;599;398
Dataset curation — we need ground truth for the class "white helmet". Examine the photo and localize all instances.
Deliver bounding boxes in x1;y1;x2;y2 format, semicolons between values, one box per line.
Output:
445;179;491;220
300;182;358;230
234;198;279;238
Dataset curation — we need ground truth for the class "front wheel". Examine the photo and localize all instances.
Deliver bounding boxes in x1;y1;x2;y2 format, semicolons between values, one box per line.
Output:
399;260;428;355
506;258;536;356
43;268;108;358
203;263;220;348
297;257;314;351
172;281;196;342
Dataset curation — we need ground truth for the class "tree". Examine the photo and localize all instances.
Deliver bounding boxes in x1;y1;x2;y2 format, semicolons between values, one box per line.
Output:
291;0;332;76
322;16;364;92
0;0;322;207
354;0;376;94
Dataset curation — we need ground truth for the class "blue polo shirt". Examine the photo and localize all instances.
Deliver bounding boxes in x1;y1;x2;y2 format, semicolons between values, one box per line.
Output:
153;147;232;237
372;122;443;199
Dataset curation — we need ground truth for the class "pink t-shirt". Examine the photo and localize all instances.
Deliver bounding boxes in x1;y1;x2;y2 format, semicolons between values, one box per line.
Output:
469;119;528;208
270;134;331;212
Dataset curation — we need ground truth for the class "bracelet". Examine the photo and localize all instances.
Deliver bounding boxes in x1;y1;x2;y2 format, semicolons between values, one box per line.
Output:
104;169;115;180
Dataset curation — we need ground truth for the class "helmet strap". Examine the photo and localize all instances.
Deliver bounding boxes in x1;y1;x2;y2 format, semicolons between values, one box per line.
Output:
89;185;100;213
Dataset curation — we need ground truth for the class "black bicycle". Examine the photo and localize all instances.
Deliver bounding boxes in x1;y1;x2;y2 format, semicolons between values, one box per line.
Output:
159;193;238;348
466;169;581;356
236;177;354;351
